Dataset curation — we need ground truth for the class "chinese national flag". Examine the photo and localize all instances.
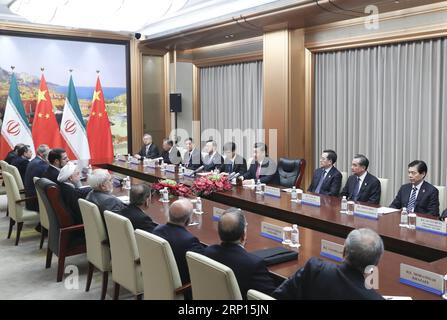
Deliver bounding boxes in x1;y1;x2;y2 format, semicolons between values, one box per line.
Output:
32;75;64;150
86;76;114;163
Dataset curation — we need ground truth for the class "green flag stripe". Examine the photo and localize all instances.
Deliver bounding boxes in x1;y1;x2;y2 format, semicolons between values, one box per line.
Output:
67;76;86;129
9;74;31;128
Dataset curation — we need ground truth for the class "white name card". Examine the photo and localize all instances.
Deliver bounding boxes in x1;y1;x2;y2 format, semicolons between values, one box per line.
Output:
264;186;281;198
144;160;157;168
165;164;176;173
416;216;447;236
183;169;195;177
212;207;225;221
116;155;126;162
399;263;444;295
130;158;140;165
260;222;284;242
301;193;321;207
320;239;344;262
354;204;379;220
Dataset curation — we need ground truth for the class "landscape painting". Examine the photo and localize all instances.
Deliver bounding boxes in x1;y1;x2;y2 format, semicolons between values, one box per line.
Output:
0;34;129;155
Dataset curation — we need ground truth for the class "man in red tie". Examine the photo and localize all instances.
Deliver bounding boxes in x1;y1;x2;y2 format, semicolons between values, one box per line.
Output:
240;142;278;185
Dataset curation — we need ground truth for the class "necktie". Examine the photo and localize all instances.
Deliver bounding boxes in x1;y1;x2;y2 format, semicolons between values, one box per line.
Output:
229;161;233;173
352;177;361;201
407;187;418;212
255;162;261;179
315;170;327;194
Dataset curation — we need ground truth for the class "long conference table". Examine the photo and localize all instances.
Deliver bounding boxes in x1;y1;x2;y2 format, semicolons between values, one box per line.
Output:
99;160;447;263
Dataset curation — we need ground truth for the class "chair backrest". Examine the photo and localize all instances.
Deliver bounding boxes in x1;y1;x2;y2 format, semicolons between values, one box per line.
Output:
103;210;143;295
0;160;8;172
378;178;389;207
35;178;74;254
134;229;183;300
33;177;49;230
3;171;21;220
79;199;111;273
247;289;276;300
341;171;348;190
7;164;24;190
278;158;306;188
435;185;446;215
186;251;242;300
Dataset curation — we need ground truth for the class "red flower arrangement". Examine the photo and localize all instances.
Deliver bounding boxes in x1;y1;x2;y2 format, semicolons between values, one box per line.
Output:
190;174;232;196
152;179;191;197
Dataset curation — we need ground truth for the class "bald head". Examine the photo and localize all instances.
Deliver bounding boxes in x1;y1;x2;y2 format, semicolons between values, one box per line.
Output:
169;198;193;225
218;208;246;243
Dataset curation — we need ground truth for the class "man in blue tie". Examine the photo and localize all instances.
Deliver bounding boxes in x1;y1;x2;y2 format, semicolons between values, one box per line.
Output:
340;154;381;204
390;160;439;216
308;149;342;196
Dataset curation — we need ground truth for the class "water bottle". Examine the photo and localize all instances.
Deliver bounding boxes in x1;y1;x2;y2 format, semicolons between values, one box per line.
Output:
256;179;263;194
196;197;202;213
178;164;184;175
162;187;169;202
291;186;297;201
87;164;92;175
340;196;348;214
124;176;131;190
127;154;132;163
400;207;408;227
408;212;417;229
291;224;300;248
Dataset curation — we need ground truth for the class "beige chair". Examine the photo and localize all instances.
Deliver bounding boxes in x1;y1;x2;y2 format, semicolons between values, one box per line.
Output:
186;251;242;300
79;199;112;300
341;171;348;190
6;164;25;191
378;178;390;207
435;185;446;215
247;289;276;300
33;177;49;249
104;210;143;300
0;160;6;196
3;171;39;245
134;229;186;300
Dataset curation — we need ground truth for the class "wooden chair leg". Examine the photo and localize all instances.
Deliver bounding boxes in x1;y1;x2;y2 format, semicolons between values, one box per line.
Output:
45;248;53;269
6;207;9;217
15;222;23;246
86;262;94;292
101;271;109;300
113;282;120;300
56;254;65;282
7;218;15;239
39;228;46;249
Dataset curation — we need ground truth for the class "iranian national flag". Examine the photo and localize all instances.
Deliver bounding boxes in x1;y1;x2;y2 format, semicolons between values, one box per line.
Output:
0;73;35;159
87;76;114;163
60;76;90;161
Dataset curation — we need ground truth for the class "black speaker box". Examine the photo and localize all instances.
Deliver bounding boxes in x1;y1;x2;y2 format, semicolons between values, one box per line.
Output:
170;93;182;112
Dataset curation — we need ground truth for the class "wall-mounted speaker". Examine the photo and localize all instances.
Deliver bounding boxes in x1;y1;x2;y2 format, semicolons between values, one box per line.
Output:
170;93;182;112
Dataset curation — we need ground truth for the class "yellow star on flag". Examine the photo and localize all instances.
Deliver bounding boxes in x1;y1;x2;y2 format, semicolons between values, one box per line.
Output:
98;113;103;117
38;113;43;118
45;114;50;119
37;89;47;104
92;90;101;102
92;112;96;116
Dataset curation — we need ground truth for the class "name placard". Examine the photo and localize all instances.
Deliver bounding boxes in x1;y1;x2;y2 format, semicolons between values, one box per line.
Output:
416;216;447;236
354;204;379;220
301;193;321;207
260;222;284;242
320;239;344;262
183;169;195;177
399;263;444;295
165;164;176;173
212;207;225;221
264;186;281;198
116;155;126;162
130;158;140;165
144;160;157;168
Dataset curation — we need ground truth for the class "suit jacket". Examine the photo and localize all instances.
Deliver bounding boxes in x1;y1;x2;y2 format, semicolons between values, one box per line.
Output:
441;209;447;220
272;257;383;300
203;242;276;299
59;183;92;224
24;156;49;211
161;146;182;165
119;204;158;233
153;223;205;285
202;152;224;172
308;166;342;196
42;165;61;184
182;148;203;170
4;151;17;164
86;190;127;215
243;157;279;185
219;154;247;176
138;143;160;159
11;156;29;184
340;172;381;204
390;181;439;216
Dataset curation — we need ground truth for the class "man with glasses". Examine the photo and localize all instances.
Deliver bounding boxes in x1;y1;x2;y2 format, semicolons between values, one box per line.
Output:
308;149;342;196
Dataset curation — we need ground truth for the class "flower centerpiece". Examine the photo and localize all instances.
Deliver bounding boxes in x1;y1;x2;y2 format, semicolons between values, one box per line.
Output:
190;174;232;196
152;179;191;197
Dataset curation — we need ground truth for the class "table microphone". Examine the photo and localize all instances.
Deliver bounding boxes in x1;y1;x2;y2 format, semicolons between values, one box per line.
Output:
193;165;205;175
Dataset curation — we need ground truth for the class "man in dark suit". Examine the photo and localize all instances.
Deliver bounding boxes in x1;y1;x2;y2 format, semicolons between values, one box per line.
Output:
4;143;24;164
153;198;205;288
241;143;278;185
42;148;69;183
182;137;202;170
119;184;157;232
202;140;223;172
273;228;384;300
57;162;92;224
161;138;181;165
204;208;276;299
24;144;50;211
135;133;160;160
308;149;342;196
340;154;381;204
390;160;439;216
11;145;33;183
219;142;247;176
